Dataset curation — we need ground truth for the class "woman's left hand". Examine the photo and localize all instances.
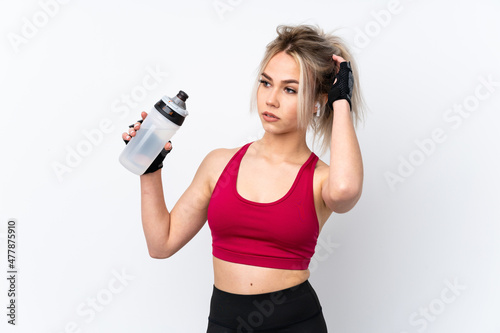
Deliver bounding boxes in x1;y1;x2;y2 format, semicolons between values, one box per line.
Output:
331;54;347;72
327;54;354;110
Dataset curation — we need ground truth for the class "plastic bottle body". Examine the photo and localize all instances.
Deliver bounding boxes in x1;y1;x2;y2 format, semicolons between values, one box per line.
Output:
119;105;180;175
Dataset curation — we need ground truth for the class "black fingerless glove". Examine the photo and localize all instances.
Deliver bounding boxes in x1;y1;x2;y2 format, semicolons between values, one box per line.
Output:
327;61;354;111
142;146;171;174
123;120;172;175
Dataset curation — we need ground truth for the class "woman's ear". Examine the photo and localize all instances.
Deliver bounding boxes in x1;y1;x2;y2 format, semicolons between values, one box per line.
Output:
322;94;328;106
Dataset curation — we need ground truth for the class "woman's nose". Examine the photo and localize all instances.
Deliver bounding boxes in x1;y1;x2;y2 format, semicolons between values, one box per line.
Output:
266;88;280;108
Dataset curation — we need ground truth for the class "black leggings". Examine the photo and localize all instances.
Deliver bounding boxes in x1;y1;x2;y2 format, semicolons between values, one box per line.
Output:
207;280;328;332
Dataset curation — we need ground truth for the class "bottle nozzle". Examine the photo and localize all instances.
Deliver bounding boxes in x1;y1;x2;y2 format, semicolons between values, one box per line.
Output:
177;90;189;102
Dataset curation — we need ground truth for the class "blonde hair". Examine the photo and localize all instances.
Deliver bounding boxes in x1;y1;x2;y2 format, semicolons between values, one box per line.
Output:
250;24;365;154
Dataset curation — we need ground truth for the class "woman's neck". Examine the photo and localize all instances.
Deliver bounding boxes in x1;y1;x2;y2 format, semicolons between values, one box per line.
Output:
252;130;310;163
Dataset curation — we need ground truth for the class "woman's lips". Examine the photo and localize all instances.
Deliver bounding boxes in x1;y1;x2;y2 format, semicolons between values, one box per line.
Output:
263;112;280;122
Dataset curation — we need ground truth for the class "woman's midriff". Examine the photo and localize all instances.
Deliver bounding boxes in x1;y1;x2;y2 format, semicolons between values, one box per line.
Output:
213;256;310;295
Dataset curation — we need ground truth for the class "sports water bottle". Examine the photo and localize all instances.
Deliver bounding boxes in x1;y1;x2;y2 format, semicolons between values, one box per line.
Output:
119;90;189;175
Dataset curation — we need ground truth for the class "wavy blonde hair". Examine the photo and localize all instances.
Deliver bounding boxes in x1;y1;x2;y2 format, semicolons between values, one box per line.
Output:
251;24;365;154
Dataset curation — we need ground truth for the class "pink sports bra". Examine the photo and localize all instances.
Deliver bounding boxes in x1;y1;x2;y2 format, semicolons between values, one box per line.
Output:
207;142;320;270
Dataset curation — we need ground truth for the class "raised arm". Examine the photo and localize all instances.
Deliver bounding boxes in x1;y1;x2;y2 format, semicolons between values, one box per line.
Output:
321;55;363;213
123;113;226;259
140;150;216;258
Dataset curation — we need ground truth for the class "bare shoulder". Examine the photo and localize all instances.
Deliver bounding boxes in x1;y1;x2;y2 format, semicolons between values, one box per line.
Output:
203;146;239;166
199;146;242;191
201;146;240;173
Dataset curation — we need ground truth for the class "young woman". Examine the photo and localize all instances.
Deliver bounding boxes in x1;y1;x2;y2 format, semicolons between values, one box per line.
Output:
123;24;364;332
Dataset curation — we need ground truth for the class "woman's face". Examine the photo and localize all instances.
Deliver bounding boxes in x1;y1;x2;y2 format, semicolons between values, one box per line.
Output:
257;51;301;134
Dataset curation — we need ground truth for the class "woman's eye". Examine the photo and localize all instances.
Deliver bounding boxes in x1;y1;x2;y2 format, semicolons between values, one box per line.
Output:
285;87;296;94
259;79;271;87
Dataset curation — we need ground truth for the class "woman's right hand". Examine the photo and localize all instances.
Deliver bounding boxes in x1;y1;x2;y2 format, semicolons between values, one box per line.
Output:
121;111;173;150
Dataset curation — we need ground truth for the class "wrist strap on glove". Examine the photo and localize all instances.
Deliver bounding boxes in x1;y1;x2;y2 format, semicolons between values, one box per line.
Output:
143;146;171;174
327;61;354;111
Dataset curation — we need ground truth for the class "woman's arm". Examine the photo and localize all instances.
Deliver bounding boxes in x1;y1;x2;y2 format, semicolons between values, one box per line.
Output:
140;150;217;258
124;112;221;258
321;99;363;214
321;55;363;213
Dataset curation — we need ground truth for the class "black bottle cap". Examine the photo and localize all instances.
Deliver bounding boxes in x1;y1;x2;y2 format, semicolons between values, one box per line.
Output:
155;99;186;126
177;90;189;102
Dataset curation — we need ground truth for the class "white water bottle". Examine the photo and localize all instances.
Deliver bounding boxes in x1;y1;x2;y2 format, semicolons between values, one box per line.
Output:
119;90;189;175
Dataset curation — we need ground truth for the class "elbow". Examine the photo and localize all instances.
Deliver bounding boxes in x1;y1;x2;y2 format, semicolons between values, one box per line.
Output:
149;252;171;259
325;183;363;214
149;252;170;259
148;247;173;259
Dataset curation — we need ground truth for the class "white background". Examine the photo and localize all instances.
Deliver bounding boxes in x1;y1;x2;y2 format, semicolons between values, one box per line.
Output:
1;0;499;332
